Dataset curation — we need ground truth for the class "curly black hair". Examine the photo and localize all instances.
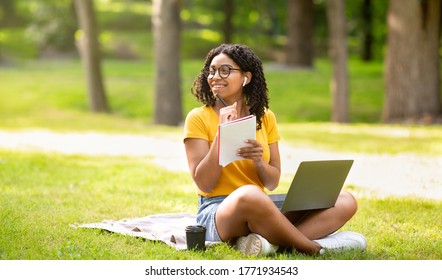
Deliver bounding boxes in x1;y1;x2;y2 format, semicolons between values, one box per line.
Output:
191;44;269;129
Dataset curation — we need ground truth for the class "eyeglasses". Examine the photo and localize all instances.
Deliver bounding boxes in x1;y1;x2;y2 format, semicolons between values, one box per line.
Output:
205;65;242;79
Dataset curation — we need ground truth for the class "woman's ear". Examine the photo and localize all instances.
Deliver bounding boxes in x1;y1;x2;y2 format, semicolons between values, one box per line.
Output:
243;72;252;86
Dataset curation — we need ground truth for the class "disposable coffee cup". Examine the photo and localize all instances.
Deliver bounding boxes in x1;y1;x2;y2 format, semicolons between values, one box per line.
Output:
185;225;206;251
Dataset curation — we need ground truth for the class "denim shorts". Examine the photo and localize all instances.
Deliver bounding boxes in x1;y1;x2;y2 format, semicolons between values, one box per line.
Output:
196;195;227;242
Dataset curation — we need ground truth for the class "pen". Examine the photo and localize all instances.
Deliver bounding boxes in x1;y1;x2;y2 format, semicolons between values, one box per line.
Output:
216;93;228;107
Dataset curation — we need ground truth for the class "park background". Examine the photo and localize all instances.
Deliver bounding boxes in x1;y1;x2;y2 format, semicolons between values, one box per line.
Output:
0;0;441;261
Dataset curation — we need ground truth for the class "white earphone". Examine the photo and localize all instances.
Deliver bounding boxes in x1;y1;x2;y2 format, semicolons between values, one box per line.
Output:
243;77;248;87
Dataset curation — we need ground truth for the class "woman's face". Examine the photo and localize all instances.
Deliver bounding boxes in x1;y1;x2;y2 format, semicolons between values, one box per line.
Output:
207;53;245;100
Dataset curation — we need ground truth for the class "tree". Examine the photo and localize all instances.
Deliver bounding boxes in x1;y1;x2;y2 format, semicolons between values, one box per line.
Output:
0;0;18;27
152;0;182;126
222;0;234;43
285;0;314;67
384;0;441;122
360;0;373;61
74;0;108;113
326;0;349;123
26;0;78;55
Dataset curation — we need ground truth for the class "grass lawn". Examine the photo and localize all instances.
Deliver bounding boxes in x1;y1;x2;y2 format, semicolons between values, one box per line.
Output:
1;150;440;260
0;58;385;128
0;58;441;260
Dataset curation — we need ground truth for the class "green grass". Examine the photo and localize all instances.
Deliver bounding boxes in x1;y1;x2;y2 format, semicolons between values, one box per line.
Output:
0;58;386;127
1;58;440;156
1;150;440;260
279;122;442;155
2;2;440;264
0;58;441;260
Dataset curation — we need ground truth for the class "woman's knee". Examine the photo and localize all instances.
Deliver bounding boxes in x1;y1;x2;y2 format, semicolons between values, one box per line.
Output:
337;191;358;219
231;184;263;197
228;185;272;211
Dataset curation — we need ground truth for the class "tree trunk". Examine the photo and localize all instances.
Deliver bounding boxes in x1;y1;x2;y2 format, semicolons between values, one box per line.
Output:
326;0;349;123
384;0;441;122
361;0;373;61
74;0;108;113
285;0;314;67
0;0;17;27
222;0;234;43
152;0;182;126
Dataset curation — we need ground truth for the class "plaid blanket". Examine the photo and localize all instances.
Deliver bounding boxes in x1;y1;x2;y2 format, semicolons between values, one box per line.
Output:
72;212;213;250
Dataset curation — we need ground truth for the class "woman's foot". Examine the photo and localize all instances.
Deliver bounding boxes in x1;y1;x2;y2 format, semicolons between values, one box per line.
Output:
314;231;367;254
236;233;279;256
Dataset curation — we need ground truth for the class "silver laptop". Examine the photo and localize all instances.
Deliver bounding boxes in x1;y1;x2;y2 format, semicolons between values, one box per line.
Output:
270;160;354;211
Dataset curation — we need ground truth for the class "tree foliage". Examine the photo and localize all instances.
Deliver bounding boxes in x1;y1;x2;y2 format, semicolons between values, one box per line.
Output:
2;0;440;124
2;0;390;60
25;0;78;55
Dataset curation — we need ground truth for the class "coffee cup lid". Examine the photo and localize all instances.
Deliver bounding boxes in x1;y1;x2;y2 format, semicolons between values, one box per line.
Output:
185;225;206;232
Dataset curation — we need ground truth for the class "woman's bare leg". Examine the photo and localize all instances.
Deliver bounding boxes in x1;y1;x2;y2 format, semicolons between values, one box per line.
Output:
284;191;358;240
215;185;322;254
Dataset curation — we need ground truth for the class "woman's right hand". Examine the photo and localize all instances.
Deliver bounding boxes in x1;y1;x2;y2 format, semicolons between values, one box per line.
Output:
219;102;237;124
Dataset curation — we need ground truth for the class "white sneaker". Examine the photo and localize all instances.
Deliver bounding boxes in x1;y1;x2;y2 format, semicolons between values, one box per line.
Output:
236;233;279;256
314;231;367;254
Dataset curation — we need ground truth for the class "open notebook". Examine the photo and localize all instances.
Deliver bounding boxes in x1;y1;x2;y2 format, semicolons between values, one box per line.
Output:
218;115;256;167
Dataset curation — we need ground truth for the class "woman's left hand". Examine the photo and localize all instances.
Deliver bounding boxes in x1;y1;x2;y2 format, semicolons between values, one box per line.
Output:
237;139;264;164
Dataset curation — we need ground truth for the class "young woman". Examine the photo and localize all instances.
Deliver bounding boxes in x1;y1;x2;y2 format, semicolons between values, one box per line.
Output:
183;44;366;255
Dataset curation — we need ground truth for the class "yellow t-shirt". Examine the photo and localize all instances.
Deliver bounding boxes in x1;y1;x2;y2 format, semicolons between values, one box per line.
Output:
183;105;280;197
